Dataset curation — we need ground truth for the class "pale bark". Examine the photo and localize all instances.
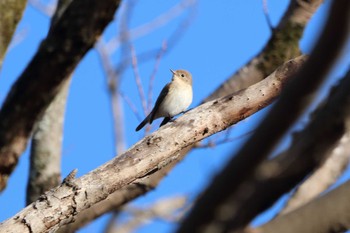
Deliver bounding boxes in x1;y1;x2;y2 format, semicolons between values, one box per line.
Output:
26;78;71;204
255;180;350;233
0;56;306;233
280;133;350;215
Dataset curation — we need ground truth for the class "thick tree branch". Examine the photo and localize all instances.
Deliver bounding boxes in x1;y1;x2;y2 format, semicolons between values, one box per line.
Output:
26;0;73;206
255;180;350;233
0;0;27;69
0;56;306;233
0;0;122;191
26;77;71;204
177;1;350;232
279;133;350;215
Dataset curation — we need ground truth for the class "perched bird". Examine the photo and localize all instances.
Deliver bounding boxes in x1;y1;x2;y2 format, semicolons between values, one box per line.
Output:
135;69;193;131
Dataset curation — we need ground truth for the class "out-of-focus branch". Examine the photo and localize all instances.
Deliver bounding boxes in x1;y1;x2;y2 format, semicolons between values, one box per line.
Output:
205;0;322;102
0;55;306;233
0;0;27;69
55;55;307;233
177;1;349;232
108;196;187;233
26;0;73;207
106;0;196;53
279;133;350;215
96;39;126;155
29;0;56;16
26;77;71;204
0;0;122;192
114;0;196;76
254;180;350;233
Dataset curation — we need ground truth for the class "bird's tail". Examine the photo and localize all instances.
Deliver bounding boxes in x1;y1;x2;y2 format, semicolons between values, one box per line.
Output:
135;114;151;131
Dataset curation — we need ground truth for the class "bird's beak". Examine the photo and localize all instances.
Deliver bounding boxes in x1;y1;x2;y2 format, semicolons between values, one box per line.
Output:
170;69;175;74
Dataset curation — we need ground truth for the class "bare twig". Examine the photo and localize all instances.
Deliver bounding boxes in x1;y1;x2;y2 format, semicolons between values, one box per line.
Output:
29;0;56;16
194;130;254;149
110;196;188;233
120;92;142;121
262;0;274;31
131;46;148;115
106;0;197;53
147;41;167;113
0;0;27;69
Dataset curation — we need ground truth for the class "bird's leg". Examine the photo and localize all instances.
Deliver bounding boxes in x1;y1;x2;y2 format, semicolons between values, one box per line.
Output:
181;108;193;114
159;116;173;127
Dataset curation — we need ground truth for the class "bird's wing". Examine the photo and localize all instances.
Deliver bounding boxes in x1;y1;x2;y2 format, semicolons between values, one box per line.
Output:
149;83;170;123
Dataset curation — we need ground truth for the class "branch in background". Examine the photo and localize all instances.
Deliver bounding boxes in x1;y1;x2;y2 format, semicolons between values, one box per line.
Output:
26;0;73;207
114;0;197;76
262;0;274;31
0;0;122;191
108;196;188;233
131;46;147;115
105;0;197;54
279;133;350;215
26;77;71;204
205;0;322;102
255;180;350;233
147;41;167;113
0;56;306;233
0;0;27;69
28;0;56;16
96;39;126;155
177;1;349;232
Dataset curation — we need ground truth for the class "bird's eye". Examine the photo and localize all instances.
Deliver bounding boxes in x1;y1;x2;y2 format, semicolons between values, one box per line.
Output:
181;74;185;77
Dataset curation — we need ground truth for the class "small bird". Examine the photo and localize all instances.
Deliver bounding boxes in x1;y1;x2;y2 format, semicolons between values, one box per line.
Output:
135;69;193;131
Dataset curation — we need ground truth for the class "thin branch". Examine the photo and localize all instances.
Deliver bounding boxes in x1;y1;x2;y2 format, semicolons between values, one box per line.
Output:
147;41;167;113
106;0;196;53
29;0;56;16
131;46;148;115
110;196;188;233
194;130;254;149
114;0;196;76
255;180;350;233
279;131;350;215
120;92;142;121
262;0;274;31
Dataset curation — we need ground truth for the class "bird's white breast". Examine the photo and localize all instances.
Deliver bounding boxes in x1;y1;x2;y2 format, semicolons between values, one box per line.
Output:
155;80;192;118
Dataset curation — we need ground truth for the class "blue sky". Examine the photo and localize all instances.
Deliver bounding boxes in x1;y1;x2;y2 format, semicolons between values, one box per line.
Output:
0;0;349;232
